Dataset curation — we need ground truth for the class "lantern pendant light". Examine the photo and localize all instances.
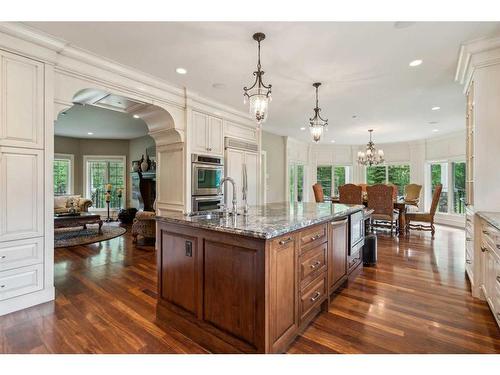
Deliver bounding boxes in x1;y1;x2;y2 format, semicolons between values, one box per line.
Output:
243;32;272;128
309;82;328;143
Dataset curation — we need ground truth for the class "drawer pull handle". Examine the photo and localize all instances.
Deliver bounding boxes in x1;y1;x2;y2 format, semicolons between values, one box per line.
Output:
496;244;500;250
310;234;322;241
496;276;500;283
310;260;322;269
0;255;5;259
466;237;472;241
310;291;321;302
481;246;488;253
466;260;472;264
279;237;293;245
483;230;490;235
0;285;5;288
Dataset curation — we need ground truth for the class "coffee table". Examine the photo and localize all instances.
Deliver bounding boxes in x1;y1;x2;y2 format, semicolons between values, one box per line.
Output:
54;212;103;233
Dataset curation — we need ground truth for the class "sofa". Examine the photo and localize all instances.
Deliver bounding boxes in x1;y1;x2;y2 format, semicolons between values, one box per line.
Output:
54;195;92;214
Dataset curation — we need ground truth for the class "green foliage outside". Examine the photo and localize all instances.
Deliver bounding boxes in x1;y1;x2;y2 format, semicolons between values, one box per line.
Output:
296;165;304;202
366;166;387;185
333;167;346;196
316;166;332;197
89;160;125;209
366;165;410;196
54;159;69;195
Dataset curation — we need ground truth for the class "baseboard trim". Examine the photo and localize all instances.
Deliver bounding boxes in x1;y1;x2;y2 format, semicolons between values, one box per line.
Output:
0;287;55;316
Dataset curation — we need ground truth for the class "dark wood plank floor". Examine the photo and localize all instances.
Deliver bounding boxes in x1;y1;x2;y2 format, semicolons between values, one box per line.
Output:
0;224;499;353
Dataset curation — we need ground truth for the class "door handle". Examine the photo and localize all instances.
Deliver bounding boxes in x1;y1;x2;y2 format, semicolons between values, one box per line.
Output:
481;246;488;253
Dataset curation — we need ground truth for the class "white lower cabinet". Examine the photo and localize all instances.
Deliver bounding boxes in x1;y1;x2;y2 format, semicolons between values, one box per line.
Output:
0;263;43;301
478;217;500;326
0;237;43;272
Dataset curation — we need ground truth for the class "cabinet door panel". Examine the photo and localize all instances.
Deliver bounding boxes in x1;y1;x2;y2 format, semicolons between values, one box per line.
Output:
191;111;208;154
244;151;259;206
0;51;44;149
0;147;44;241
160;231;197;314
208;116;223;155
0;263;43;301
269;235;298;350
204;240;257;346
329;219;348;290
0;237;43;271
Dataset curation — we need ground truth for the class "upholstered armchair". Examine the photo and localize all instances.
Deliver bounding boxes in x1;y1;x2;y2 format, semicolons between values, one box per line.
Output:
405;184;442;237
131;210;156;244
312;183;325;203
338;184;363;205
367;184;399;235
404;184;422;207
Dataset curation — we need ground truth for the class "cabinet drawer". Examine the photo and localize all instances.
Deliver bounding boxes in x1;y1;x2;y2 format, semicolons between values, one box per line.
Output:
0;237;43;271
0;264;43;301
299;224;327;253
481;222;500;256
299;242;327;286
300;273;326;320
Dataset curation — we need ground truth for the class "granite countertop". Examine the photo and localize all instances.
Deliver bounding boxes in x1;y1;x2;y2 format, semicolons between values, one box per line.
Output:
476;211;500;232
156;202;366;239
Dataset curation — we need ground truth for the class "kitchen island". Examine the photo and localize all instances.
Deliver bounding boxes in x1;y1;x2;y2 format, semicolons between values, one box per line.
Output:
155;202;369;353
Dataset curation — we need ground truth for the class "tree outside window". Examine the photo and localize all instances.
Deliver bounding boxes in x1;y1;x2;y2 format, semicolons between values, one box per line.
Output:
86;158;125;209
366;166;386;185
316;166;333;198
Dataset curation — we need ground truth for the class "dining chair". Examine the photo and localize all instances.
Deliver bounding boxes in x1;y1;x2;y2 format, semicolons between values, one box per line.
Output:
367;184;399;236
405;184;442;237
338;184;363;204
404;184;422;207
386;183;398;200
312;183;325;203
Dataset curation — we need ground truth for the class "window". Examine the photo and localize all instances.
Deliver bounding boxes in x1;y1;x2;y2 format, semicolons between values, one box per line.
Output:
53;154;73;195
452;162;466;214
84;156;126;209
316;166;332;198
366;164;410;196
289;163;305;203
316;165;351;198
427;160;465;215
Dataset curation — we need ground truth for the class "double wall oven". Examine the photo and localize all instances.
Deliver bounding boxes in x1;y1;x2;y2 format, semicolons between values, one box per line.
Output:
191;154;224;212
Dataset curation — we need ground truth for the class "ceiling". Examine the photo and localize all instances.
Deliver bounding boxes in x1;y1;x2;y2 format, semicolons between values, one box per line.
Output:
27;21;500;144
55;104;148;139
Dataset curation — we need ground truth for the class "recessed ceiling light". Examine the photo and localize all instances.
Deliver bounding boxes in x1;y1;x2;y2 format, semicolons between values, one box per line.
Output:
300;127;306;131
87;132;94;135
432;129;439;132
409;59;423;67
176;67;187;75
431;106;441;111
330;140;336;143
133;114;140;119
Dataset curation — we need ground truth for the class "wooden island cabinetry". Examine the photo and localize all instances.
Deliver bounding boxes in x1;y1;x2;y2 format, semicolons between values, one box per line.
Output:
156;203;363;353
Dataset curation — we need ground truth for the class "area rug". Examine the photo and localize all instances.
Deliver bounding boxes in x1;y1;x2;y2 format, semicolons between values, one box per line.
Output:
54;224;127;248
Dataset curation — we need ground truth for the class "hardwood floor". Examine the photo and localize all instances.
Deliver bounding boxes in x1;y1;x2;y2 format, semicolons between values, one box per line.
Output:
1;224;499;353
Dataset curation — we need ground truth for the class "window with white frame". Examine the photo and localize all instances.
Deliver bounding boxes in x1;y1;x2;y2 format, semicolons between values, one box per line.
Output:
316;165;352;198
84;156;126;210
289;163;305;203
54;153;74;196
366;164;410;196
427;160;466;215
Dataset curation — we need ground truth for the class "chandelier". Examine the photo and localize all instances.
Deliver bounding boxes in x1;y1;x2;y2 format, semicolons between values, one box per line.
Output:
357;129;385;166
243;32;272;128
309;82;328;143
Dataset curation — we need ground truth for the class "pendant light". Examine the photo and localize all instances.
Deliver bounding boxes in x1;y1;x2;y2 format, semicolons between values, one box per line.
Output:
243;32;272;128
309;82;328;143
357;129;385;166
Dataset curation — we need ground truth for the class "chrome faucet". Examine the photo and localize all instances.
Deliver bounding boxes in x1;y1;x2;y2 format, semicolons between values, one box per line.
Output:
217;177;237;215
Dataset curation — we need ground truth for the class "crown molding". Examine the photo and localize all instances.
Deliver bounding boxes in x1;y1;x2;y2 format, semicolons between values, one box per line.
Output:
455;35;500;92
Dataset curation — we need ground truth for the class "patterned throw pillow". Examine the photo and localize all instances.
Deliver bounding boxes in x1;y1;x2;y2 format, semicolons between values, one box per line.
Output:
66;195;82;208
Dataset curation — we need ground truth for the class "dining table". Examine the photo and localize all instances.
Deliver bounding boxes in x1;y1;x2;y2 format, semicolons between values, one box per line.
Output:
331;197;410;236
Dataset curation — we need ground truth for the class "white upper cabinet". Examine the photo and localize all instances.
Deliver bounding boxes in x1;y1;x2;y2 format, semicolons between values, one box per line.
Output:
0;146;44;242
191;111;223;156
208;116;223;155
0;50;44;149
224;120;258;143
